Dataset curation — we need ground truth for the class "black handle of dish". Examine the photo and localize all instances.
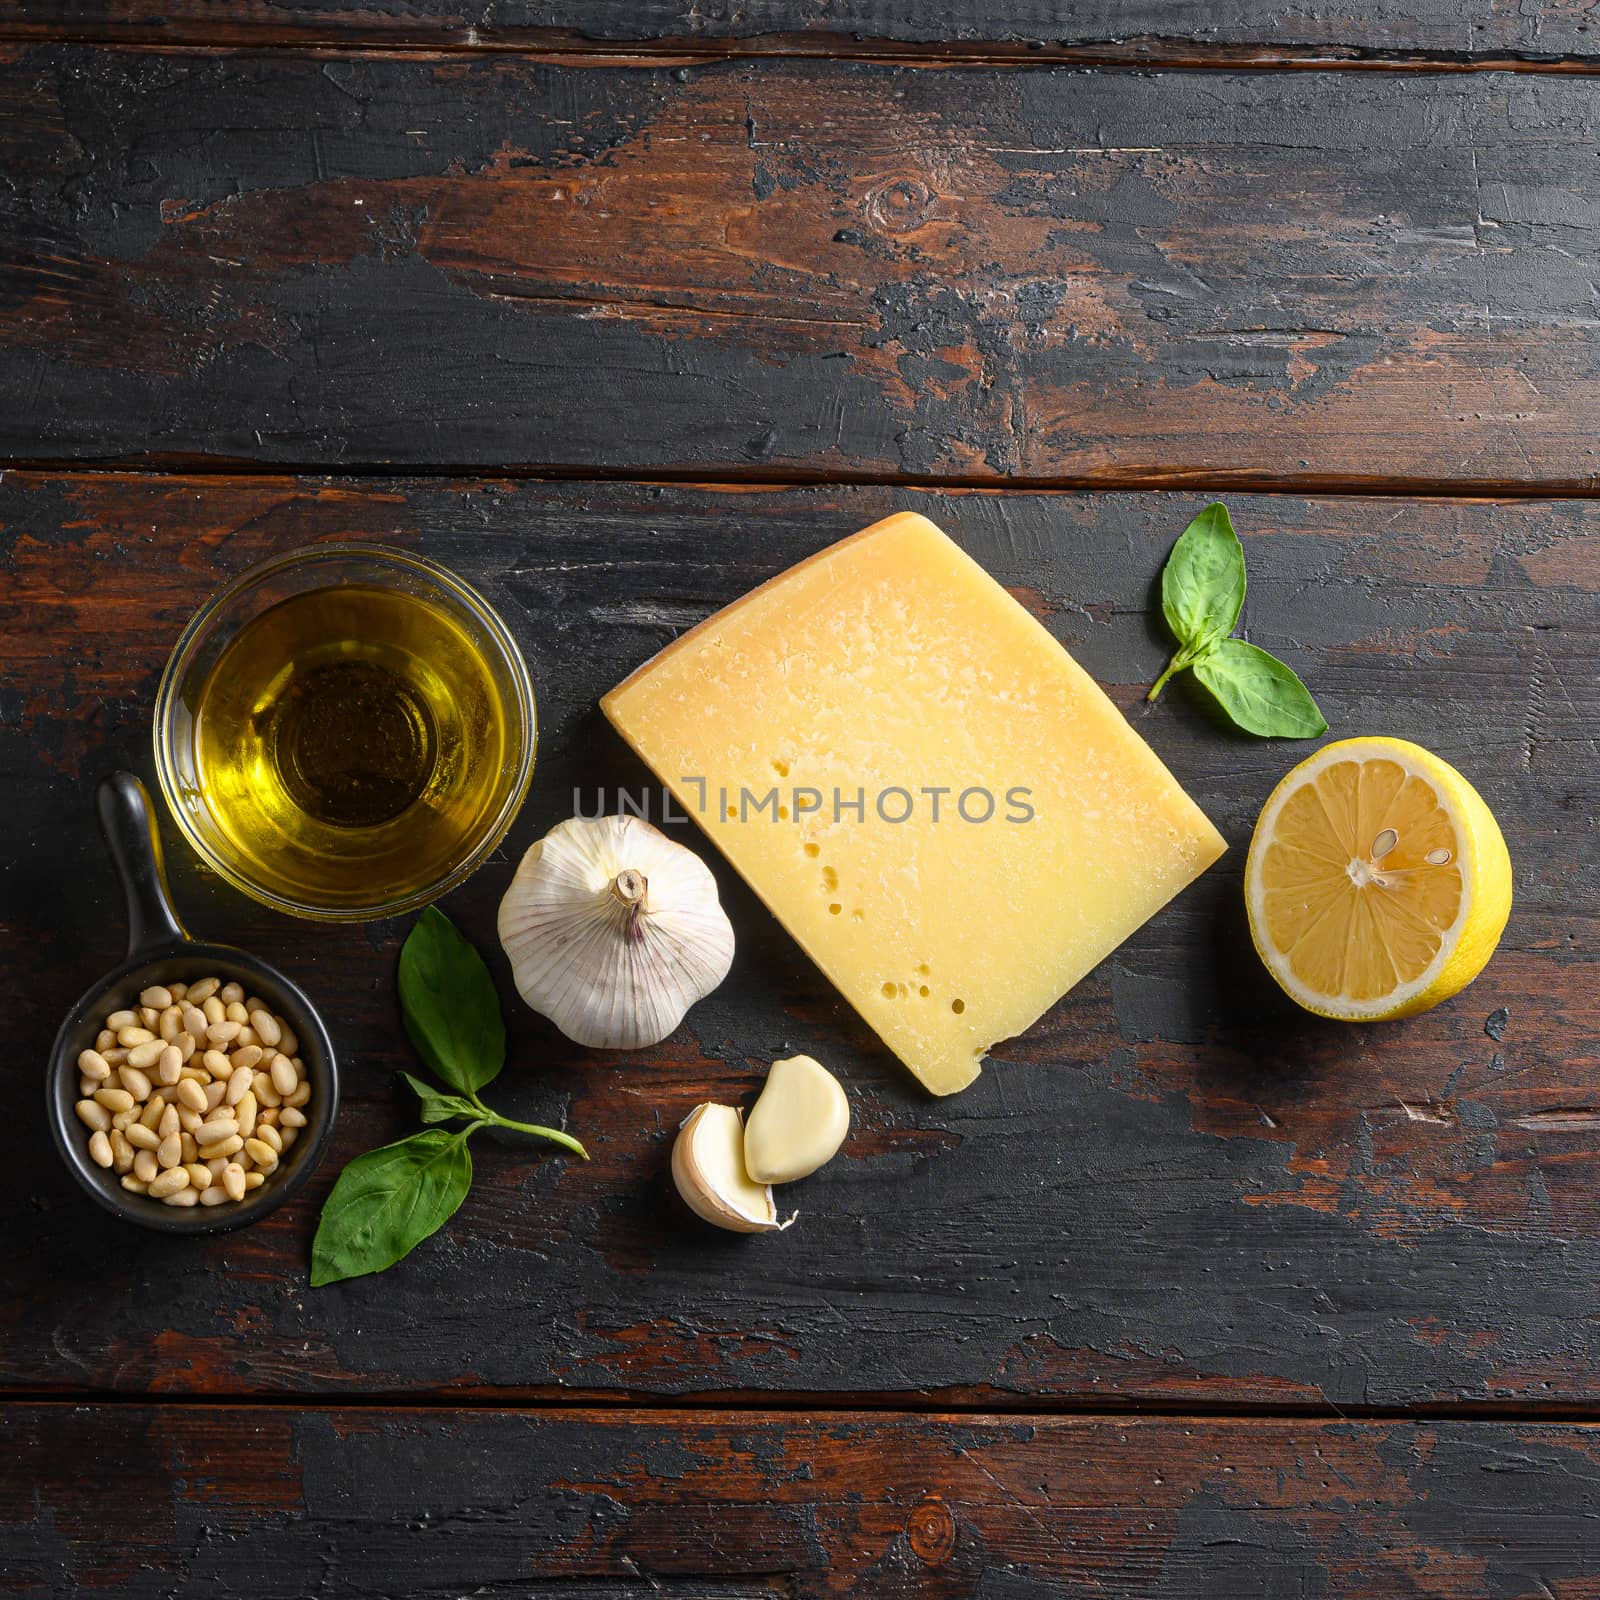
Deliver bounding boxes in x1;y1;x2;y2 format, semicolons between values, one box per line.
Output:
97;772;189;960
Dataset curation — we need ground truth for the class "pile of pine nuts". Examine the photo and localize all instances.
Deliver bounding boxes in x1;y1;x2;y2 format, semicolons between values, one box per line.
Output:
72;977;311;1209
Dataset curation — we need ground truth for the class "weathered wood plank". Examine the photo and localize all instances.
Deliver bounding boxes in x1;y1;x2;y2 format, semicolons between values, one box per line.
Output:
5;0;1600;59
3;473;1596;1406
8;1405;1600;1596
4;50;1600;486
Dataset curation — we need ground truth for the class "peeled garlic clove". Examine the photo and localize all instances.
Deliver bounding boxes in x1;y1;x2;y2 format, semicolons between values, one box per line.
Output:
498;814;735;1050
672;1103;795;1233
744;1054;850;1184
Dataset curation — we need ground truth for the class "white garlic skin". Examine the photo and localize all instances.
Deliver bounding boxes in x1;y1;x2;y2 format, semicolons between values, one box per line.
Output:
498;814;735;1050
672;1102;792;1233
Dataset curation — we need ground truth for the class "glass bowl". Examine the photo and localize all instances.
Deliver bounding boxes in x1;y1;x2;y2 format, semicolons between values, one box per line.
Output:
154;544;536;922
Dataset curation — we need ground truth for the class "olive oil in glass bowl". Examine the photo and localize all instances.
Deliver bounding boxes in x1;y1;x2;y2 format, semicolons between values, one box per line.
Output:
155;546;535;921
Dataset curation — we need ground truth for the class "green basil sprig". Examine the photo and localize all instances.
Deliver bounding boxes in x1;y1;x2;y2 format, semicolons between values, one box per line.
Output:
1146;502;1328;739
311;906;586;1287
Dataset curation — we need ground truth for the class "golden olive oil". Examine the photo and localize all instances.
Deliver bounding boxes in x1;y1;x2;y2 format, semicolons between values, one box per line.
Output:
194;585;510;911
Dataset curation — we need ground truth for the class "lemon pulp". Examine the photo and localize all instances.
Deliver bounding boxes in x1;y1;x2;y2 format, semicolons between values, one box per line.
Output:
1245;737;1512;1020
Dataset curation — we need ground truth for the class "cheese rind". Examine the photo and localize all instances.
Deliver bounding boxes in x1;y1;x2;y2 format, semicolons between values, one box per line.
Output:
602;512;1226;1094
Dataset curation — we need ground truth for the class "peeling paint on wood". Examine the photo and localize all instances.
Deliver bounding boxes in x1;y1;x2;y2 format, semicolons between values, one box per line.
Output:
3;473;1596;1408
4;51;1600;484
7;1405;1600;1595
7;0;1600;59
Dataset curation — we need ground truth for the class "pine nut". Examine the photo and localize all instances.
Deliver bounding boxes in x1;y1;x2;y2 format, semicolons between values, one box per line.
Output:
127;1040;165;1070
78;1049;112;1081
225;1045;260;1076
244;1138;279;1173
149;1165;189;1198
79;980;303;1210
119;1066;153;1100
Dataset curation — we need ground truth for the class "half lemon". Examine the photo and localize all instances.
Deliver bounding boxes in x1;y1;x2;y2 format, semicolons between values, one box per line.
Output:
1245;737;1512;1020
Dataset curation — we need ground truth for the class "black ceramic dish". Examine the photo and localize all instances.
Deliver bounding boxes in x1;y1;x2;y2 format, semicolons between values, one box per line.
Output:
46;771;339;1233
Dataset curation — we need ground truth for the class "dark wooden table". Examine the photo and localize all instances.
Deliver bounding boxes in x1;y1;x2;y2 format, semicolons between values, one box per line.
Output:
4;5;1600;1594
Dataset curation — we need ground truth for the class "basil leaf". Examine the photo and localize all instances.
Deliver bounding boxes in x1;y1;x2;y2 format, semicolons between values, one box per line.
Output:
310;1130;474;1287
398;905;505;1094
400;1071;481;1125
1192;639;1328;739
1161;502;1246;650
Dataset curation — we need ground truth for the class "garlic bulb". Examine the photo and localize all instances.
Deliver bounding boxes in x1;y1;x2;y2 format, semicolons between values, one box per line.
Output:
497;814;735;1050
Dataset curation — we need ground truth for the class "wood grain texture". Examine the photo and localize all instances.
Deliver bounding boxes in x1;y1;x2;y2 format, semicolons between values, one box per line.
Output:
6;0;1600;59
3;472;1596;1407
5;49;1600;487
8;1405;1600;1596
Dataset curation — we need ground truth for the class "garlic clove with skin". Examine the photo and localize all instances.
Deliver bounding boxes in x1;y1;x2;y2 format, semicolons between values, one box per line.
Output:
672;1102;795;1233
498;814;735;1050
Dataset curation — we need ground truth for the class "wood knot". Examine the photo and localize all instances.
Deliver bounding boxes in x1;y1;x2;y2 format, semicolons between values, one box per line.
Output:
907;1494;956;1564
866;176;937;234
